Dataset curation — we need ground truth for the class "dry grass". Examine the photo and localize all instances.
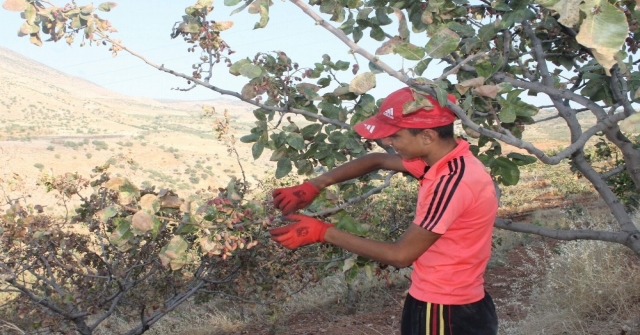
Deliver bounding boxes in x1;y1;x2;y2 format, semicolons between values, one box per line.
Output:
499;211;640;335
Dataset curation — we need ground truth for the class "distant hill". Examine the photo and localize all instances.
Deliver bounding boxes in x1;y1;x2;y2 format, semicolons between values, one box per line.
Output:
0;46;274;216
0;46;254;116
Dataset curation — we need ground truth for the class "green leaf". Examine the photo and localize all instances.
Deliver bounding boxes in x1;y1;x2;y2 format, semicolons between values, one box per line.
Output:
493;157;520;186
353;26;363;43
414;58;432;76
475;59;500;79
276;159;292;178
425;27;460;59
240;133;260;143
301;124;322;140
357;7;373;20
100;206;118;222
254;0;269;29
507;153;537;166
229;59;251;76
370;25;385;41
478;24;498;43
368;61;384;74
375;8;392;25
296;159;314;175
270;147;288;161
239;63;263;79
447;21;475;38
252;142;265;159
224;0;242;5
576;0;628;73
286;133;305;150
394;43;426;60
334;60;350;71
499;106;517;123
109;218;132;251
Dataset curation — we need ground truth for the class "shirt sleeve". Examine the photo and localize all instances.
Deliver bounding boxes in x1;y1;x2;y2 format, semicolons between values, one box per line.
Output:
413;179;473;234
402;158;427;179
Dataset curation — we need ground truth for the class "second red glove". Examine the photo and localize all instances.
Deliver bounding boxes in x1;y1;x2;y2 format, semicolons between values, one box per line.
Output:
269;214;334;249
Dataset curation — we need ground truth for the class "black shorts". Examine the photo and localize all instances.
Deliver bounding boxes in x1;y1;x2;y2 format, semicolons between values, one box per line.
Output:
401;291;498;335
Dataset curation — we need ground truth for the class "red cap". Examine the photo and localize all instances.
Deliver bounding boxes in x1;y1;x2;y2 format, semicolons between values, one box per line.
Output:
354;87;457;139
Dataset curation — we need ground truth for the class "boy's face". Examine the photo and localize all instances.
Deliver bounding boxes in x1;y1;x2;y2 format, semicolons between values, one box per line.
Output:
381;129;427;160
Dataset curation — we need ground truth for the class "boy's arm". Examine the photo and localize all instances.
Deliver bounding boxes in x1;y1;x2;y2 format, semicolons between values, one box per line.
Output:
308;153;407;190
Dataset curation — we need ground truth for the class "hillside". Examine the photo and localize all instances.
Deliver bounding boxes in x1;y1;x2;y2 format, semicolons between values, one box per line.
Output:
0;46;274;215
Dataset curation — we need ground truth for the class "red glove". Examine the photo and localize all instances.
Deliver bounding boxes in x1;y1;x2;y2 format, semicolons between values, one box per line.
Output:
269;214;334;249
272;181;320;215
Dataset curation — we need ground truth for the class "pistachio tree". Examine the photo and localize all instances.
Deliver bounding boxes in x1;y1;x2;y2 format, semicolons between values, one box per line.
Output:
3;0;640;331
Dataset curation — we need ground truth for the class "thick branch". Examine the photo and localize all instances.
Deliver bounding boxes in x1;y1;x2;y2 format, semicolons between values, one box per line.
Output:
495;218;628;243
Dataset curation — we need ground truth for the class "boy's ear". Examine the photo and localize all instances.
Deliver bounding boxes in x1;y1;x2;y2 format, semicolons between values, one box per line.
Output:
422;129;437;144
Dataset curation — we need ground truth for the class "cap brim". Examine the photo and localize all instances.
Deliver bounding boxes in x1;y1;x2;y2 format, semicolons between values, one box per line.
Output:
353;115;402;140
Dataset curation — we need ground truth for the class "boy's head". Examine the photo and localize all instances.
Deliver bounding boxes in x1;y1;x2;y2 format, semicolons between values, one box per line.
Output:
354;87;457;140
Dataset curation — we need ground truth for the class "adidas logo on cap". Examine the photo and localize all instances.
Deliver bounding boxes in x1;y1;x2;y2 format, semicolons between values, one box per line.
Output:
364;124;376;133
383;108;394;119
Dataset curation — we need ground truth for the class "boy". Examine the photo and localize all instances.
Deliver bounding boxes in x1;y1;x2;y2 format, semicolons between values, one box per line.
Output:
270;87;499;334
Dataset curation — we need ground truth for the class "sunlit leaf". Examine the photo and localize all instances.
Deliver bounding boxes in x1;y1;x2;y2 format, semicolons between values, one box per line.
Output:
18;22;38;36
349;72;376;94
2;0;27;11
393;9;410;39
131;211;153;233
212;21;234;31
97;205;118;222
375;36;402;55
139;194;160;214
239;63;263;79
229;59;251;76
80;4;94;15
394;43;425;60
499;106;517;123
425;28;460;59
575;0;628;74
98;2;117;12
474;85;499;98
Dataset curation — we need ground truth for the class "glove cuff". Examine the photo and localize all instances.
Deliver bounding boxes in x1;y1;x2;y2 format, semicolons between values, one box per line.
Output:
319;223;334;243
302;181;321;195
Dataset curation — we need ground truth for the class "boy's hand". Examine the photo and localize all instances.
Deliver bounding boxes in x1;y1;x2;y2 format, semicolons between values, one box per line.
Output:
269;214;333;249
272;181;319;215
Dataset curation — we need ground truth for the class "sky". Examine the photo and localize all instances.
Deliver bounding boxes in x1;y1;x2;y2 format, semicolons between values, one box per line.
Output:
0;1;422;102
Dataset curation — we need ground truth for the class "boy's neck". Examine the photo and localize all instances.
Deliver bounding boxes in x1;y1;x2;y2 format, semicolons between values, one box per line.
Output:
421;139;458;166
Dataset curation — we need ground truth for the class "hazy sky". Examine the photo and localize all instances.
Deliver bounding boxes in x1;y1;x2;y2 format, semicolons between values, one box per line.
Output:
0;1;422;101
